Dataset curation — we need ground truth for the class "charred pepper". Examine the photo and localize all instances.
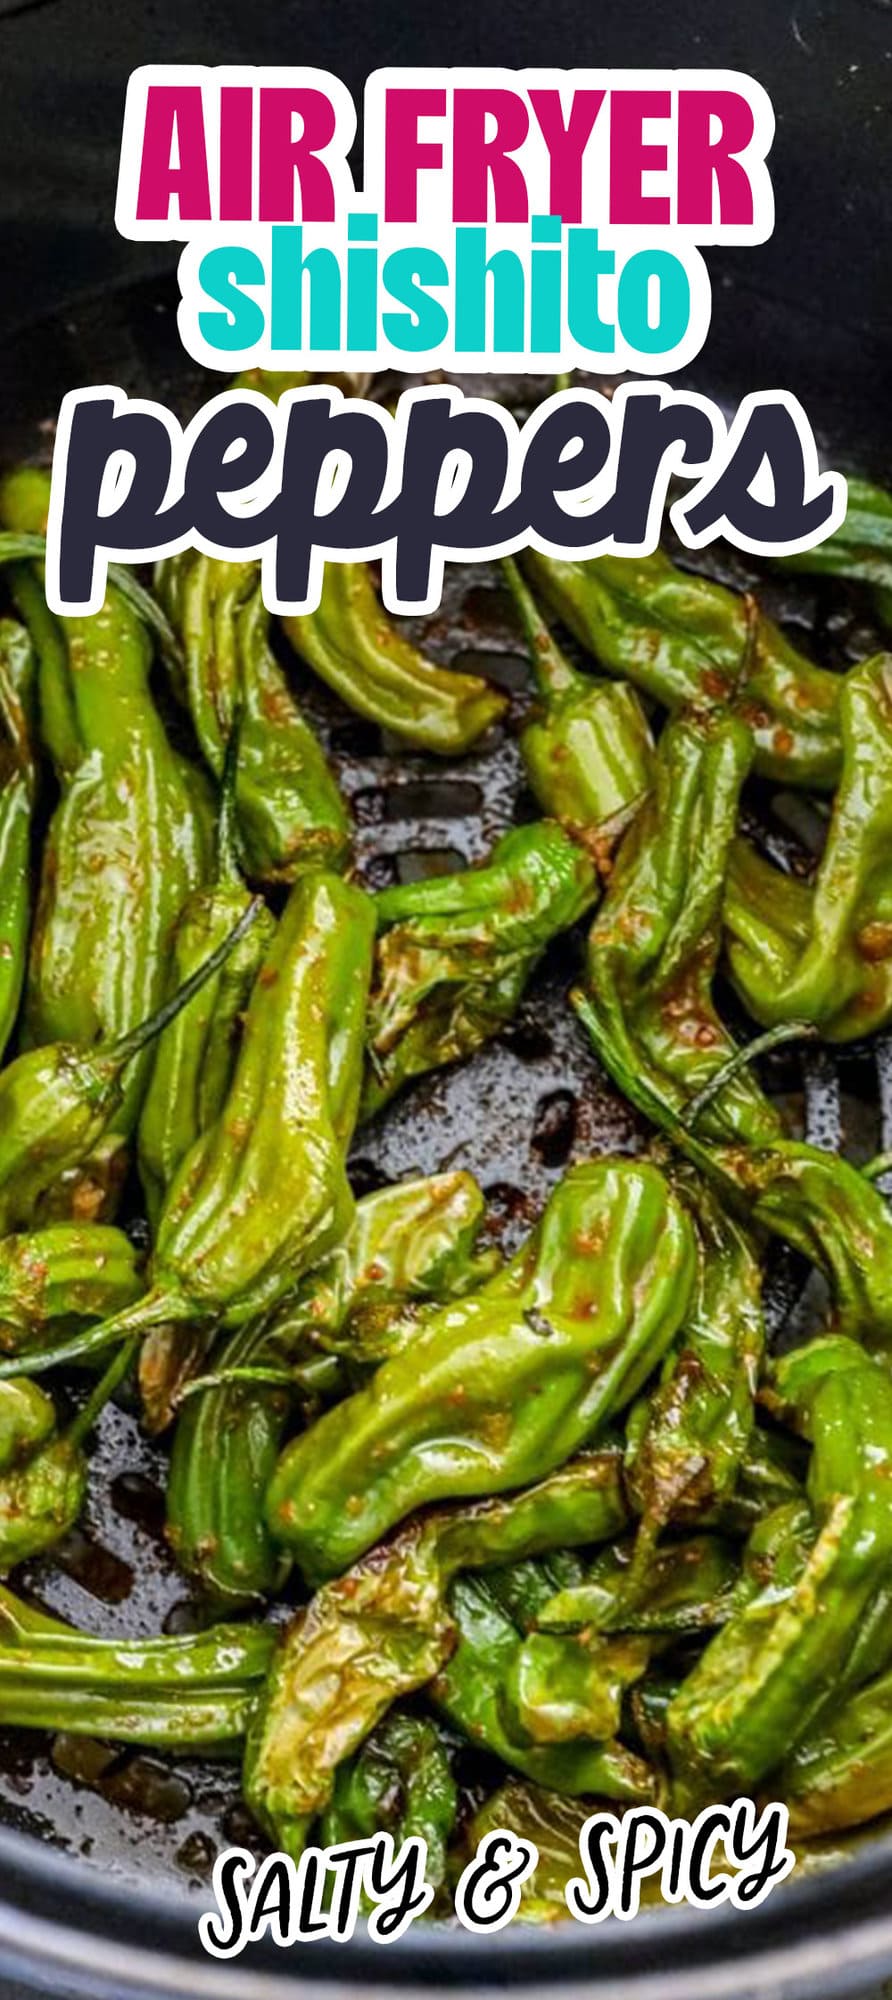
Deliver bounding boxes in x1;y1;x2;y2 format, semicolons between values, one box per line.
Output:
522;548;844;788
362;821;598;1117
282;561;507;755
724;653;892;1039
266;1159;696;1584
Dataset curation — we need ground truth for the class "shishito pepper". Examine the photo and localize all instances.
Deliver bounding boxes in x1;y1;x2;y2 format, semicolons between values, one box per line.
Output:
320;1712;458;1894
779;1659;892;1837
0;1224;143;1358
667;1345;892;1806
244;1450;634;1857
0;1331;139;1570
502;556;653;838
624;1185;764;1539
0;904;259;1241
0;470;213;1139
282;561;507;756
137;747;276;1225
9;875;376;1381
581;706;781;1146
729;1144;892;1351
166;1170;496;1607
777;476;892;614
724;654;892;1040
156;551;351;881
266;1159;696;1585
523;548;844;788
362;821;598;1117
0;1584;273;1751
0;618;35;1062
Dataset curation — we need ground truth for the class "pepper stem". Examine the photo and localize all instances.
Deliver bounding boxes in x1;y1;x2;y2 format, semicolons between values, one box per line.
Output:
681;1021;819;1131
177;1364;295;1403
108;897;264;1070
502;556;583;700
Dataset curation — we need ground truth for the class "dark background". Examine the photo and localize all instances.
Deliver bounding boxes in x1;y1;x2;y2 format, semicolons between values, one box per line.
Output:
0;0;889;424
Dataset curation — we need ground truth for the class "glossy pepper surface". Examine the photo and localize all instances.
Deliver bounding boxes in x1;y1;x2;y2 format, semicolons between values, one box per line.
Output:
0;1224;143;1357
0;1584;273;1751
244;1450;631;1857
137;748;276;1224
156;551;351;881
523;548;844;788
321;1712;458;1894
266;1159;696;1584
581;707;781;1144
667;1344;892;1805
283;561;507;755
0;904;259;1243
724;653;892;1039
362;822;598;1117
502;557;653;838
0;472;213;1139
0;618;35;1061
166;1170;495;1607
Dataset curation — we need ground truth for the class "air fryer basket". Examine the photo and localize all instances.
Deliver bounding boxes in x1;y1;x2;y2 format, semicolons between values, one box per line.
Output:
0;271;890;1998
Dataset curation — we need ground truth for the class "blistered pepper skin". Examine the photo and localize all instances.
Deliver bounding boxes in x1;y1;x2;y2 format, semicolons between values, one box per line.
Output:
582;709;781;1145
724;654;892;1040
283;562;507;756
0;619;35;1061
362;822;598;1117
0;470;213;1140
523;548;844;788
667;1348;892;1806
321;1712;458;1893
157;552;351;881
503;557;653;838
244;1452;633;1857
166;1171;494;1607
0;1225;144;1357
0;1585;273;1751
266;1160;696;1584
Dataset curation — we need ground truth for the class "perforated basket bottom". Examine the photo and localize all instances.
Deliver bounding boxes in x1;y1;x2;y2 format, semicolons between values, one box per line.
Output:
0;281;890;1894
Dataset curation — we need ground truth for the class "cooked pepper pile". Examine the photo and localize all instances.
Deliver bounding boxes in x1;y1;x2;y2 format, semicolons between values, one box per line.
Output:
0;408;892;1920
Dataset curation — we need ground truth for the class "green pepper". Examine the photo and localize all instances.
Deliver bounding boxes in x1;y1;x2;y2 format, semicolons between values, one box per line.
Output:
0;618;35;1060
244;1449;632;1857
580;707;780;1145
0;1583;273;1751
536;1532;741;1636
156;551;351;881
0;903;260;1242
502;557;653;839
625;1185;764;1538
667;1347;892;1805
0;1224;144;1357
463;1780;593;1924
282;561;507;756
779;1659;892;1837
167;1170;495;1607
522;548;844;788
362;822;598;1117
776;477;892;607
0;1334;138;1571
724;654;892;1039
433;1572;652;1797
266;1159;696;1585
729;1144;892;1350
137;746;277;1225
0;472;213;1140
320;1711;458;1893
